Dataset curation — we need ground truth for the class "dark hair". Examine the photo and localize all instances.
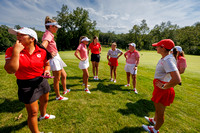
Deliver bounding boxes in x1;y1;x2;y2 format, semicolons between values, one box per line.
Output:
93;36;98;43
34;40;52;60
173;48;178;59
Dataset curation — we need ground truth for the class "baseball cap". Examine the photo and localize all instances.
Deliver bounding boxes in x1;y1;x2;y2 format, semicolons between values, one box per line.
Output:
128;43;136;47
152;39;175;50
174;46;182;52
8;27;38;41
81;37;90;42
45;22;61;28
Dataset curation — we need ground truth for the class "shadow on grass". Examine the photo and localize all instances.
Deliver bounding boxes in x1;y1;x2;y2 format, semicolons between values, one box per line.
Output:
118;99;155;117
94;83;130;94
88;78;108;83
0;120;27;133
0;98;24;113
114;126;143;133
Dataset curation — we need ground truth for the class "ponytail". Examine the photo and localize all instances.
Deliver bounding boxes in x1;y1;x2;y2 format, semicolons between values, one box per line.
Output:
34;40;52;60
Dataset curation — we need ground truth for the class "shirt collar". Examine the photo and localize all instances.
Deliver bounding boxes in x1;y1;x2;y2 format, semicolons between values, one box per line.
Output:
46;30;54;37
163;54;173;60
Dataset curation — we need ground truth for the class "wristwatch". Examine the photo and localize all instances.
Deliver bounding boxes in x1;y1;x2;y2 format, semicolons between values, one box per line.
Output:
161;84;165;89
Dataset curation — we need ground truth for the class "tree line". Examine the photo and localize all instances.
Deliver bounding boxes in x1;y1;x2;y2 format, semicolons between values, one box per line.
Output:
0;4;200;55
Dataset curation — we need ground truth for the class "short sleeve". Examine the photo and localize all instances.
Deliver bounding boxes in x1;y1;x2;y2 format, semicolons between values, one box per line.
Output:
179;58;187;68
42;32;53;42
107;50;111;55
163;58;178;73
89;43;92;49
77;44;82;51
117;49;122;54
124;51;128;55
5;47;13;60
135;51;140;58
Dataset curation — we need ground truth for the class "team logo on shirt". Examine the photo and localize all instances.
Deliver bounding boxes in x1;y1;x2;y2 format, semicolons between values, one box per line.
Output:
37;54;41;58
20;54;24;56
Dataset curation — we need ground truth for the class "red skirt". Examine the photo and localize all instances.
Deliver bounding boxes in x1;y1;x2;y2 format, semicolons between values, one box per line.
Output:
108;57;118;66
151;79;175;106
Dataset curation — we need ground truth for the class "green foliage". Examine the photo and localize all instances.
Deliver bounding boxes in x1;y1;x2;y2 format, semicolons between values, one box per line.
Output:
55;5;99;50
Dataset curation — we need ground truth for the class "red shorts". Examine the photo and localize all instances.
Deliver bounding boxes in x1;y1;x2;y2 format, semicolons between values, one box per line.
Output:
108;57;118;66
151;79;175;106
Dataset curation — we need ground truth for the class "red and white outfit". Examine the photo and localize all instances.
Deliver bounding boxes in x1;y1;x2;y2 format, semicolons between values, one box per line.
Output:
124;50;140;75
42;30;66;71
77;43;89;69
151;54;178;106
107;48;122;66
177;55;187;71
5;45;48;80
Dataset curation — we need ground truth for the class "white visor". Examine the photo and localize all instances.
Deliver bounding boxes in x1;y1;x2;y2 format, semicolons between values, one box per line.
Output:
45;22;61;28
81;37;90;42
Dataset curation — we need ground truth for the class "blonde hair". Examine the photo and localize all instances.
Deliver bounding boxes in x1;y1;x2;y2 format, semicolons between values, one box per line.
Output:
79;36;86;44
112;42;117;46
45;16;56;29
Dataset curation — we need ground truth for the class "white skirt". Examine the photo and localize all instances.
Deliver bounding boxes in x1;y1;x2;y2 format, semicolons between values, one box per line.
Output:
49;53;67;71
124;63;137;75
79;58;89;69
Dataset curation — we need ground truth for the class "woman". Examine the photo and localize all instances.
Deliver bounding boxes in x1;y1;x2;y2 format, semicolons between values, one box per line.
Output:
88;36;101;80
172;46;187;74
42;16;69;101
124;43;140;94
107;42;123;83
74;36;91;94
142;39;181;133
4;27;55;133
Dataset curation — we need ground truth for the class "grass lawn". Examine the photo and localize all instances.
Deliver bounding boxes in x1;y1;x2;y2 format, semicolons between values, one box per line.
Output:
0;47;199;133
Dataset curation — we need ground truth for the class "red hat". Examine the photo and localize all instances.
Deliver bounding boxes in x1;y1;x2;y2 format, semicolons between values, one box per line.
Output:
152;39;175;50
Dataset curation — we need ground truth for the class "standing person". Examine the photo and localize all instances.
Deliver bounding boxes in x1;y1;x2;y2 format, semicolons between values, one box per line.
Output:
74;36;91;94
124;43;140;94
142;39;181;133
172;46;187;74
88;36;101;80
107;42;123;83
4;27;55;133
42;16;69;101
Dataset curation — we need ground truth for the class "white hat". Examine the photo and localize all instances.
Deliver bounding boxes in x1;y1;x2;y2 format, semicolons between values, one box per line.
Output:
45;22;61;28
128;43;136;47
174;46;182;52
81;37;90;42
8;27;38;41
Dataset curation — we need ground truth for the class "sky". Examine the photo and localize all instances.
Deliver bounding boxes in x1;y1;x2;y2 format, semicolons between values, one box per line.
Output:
0;0;200;34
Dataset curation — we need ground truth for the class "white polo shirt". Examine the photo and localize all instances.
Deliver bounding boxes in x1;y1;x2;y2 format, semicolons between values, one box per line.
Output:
154;54;178;82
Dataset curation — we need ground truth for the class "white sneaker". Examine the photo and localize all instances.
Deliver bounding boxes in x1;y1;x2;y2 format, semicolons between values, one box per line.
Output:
38;114;55;121
96;76;99;80
82;83;90;87
134;88;138;94
56;95;68;101
84;88;91;94
63;89;71;95
142;125;159;133
114;80;116;83
93;76;96;80
144;116;156;125
110;78;113;82
124;84;130;87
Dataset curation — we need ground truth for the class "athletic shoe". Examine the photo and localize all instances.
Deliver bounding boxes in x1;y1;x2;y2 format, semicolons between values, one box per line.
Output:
56;95;68;101
82;83;90;87
63;89;71;95
134;88;138;94
94;76;96;80
110;78;113;82
84;88;91;94
142;125;159;133
114;80;116;83
96;76;99;80
124;84;130;87
38;114;55;121
144;116;156;125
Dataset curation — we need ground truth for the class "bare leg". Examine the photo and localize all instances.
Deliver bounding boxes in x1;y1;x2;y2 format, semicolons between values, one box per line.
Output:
61;69;67;91
39;92;49;117
25;101;40;133
132;74;137;88
52;70;61;98
95;62;99;77
113;66;117;80
110;66;113;79
154;102;166;130
126;72;130;84
82;68;89;88
92;61;96;77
